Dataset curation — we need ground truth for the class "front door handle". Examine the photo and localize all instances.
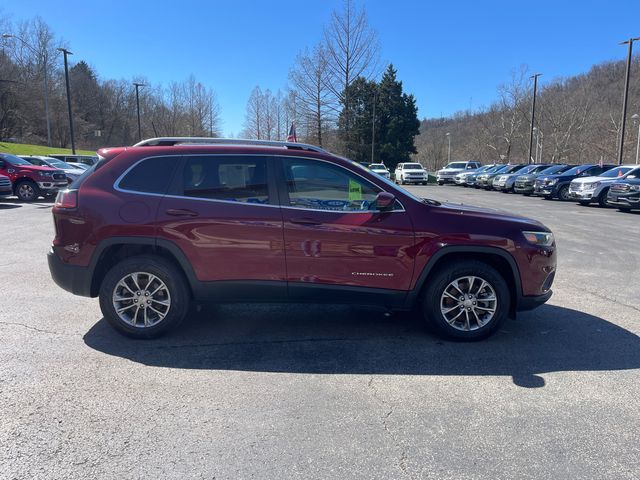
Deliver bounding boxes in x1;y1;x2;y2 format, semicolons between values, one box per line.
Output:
290;217;322;226
165;208;199;217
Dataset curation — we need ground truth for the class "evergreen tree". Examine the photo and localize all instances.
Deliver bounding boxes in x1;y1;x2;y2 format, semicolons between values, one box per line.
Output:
376;64;420;170
337;64;420;169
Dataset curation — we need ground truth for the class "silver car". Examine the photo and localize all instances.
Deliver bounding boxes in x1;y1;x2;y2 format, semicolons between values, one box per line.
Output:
569;164;640;207
436;161;481;185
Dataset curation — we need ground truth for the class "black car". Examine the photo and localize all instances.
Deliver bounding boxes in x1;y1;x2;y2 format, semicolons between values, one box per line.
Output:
514;164;573;195
607;172;640;212
533;164;617;200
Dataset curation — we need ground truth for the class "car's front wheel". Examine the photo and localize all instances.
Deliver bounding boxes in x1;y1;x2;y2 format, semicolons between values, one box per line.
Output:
422;261;510;341
558;185;570;201
99;255;190;339
15;180;40;202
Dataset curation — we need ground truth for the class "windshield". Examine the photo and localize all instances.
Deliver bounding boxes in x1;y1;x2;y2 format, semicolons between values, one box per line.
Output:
445;162;467;169
538;164;568;175
368;164;387;169
599;166;633;178
0;153;33;166
504;164;526;173
48;159;74;169
563;165;593;176
516;165;541;175
403;163;424;169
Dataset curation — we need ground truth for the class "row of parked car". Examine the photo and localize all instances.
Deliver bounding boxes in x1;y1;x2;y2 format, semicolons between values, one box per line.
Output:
0;153;97;201
434;161;640;212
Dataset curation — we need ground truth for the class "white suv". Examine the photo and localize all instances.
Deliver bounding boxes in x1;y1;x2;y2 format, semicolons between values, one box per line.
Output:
394;163;428;185
436;161;481;185
368;163;391;179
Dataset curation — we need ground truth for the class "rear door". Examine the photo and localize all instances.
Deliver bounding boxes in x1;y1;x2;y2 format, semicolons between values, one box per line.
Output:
276;156;415;305
155;154;287;301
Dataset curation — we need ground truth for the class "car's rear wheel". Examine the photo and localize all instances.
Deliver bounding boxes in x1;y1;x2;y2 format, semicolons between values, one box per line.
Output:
15;180;40;202
99;255;190;339
422;261;510;341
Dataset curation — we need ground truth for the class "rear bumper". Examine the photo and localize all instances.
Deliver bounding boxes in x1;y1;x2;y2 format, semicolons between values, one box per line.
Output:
47;248;93;297
517;290;553;311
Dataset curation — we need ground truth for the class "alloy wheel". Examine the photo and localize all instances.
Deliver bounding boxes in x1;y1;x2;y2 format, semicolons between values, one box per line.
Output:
112;272;171;328
439;276;497;331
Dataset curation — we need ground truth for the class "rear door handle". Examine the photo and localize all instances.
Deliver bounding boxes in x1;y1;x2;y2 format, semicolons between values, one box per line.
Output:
290;217;322;226
165;208;199;217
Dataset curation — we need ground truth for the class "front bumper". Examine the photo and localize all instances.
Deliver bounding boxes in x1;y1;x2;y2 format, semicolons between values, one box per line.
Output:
517;290;553;311
37;181;68;191
533;184;557;196
607;191;640;209
514;184;534;193
47;248;93;297
0;186;12;196
568;189;595;201
436;174;456;183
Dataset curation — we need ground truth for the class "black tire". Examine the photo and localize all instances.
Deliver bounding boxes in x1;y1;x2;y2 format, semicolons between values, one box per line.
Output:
421;260;510;341
578;200;590;206
523;193;531;196
543;195;552;200
618;207;631;213
15;180;40;202
99;255;190;339
558;184;570;201
598;189;609;208
437;181;444;186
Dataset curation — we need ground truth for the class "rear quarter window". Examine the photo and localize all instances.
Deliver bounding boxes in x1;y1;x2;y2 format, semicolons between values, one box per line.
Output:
117;156;180;194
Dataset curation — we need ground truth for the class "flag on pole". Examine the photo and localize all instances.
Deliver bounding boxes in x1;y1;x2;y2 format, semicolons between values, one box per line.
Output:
287;123;297;143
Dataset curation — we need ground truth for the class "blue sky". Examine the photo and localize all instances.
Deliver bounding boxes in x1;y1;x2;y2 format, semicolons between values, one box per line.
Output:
3;0;640;136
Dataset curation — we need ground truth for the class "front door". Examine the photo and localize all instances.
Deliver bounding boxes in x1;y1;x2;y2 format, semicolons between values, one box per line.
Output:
277;156;415;305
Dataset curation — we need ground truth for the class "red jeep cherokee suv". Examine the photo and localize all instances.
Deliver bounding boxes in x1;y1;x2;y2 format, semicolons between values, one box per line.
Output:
48;138;556;340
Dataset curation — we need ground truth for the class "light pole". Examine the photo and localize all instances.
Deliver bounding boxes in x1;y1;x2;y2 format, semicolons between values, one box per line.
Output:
2;33;52;146
527;73;542;164
133;82;146;142
371;90;376;163
538;129;544;163
446;132;451;164
632;113;640;164
617;37;640;165
533;127;539;163
57;48;75;154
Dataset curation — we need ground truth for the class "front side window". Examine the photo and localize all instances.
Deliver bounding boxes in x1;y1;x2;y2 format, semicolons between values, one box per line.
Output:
282;157;381;211
118;156;179;194
182;155;269;204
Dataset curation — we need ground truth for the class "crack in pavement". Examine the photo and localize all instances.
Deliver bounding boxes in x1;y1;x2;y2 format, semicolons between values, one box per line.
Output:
0;321;76;336
367;376;413;479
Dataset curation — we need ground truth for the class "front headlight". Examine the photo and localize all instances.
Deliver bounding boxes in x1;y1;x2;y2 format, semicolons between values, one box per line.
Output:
523;231;554;247
630;185;640;192
40;171;53;178
547;179;558;185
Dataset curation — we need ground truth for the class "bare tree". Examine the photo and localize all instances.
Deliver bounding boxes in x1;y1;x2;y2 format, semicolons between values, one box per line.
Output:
289;44;332;146
324;0;380;152
243;86;265;139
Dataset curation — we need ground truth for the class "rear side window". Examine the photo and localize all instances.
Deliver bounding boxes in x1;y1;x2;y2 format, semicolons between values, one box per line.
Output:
118;156;179;194
181;156;269;204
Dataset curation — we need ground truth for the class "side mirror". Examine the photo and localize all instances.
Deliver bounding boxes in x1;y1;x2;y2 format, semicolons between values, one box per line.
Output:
375;191;396;211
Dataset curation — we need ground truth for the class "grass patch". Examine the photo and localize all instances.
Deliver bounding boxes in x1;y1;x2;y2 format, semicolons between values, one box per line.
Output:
0;142;96;156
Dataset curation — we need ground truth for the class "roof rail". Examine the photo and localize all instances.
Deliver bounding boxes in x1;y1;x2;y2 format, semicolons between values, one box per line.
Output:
133;137;327;153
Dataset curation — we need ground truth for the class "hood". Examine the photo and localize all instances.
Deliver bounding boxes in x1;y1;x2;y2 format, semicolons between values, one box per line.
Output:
60;167;85;176
571;175;612;184
436;202;547;230
13;164;58;173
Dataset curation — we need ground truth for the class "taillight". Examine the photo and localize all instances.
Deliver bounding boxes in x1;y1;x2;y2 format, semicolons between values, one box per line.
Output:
55;189;78;209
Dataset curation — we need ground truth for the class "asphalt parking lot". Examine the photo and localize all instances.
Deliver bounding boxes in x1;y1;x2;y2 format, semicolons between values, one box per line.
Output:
1;188;638;479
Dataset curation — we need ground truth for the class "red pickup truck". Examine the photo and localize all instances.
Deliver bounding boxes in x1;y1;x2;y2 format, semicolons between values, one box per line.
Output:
0;153;68;201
